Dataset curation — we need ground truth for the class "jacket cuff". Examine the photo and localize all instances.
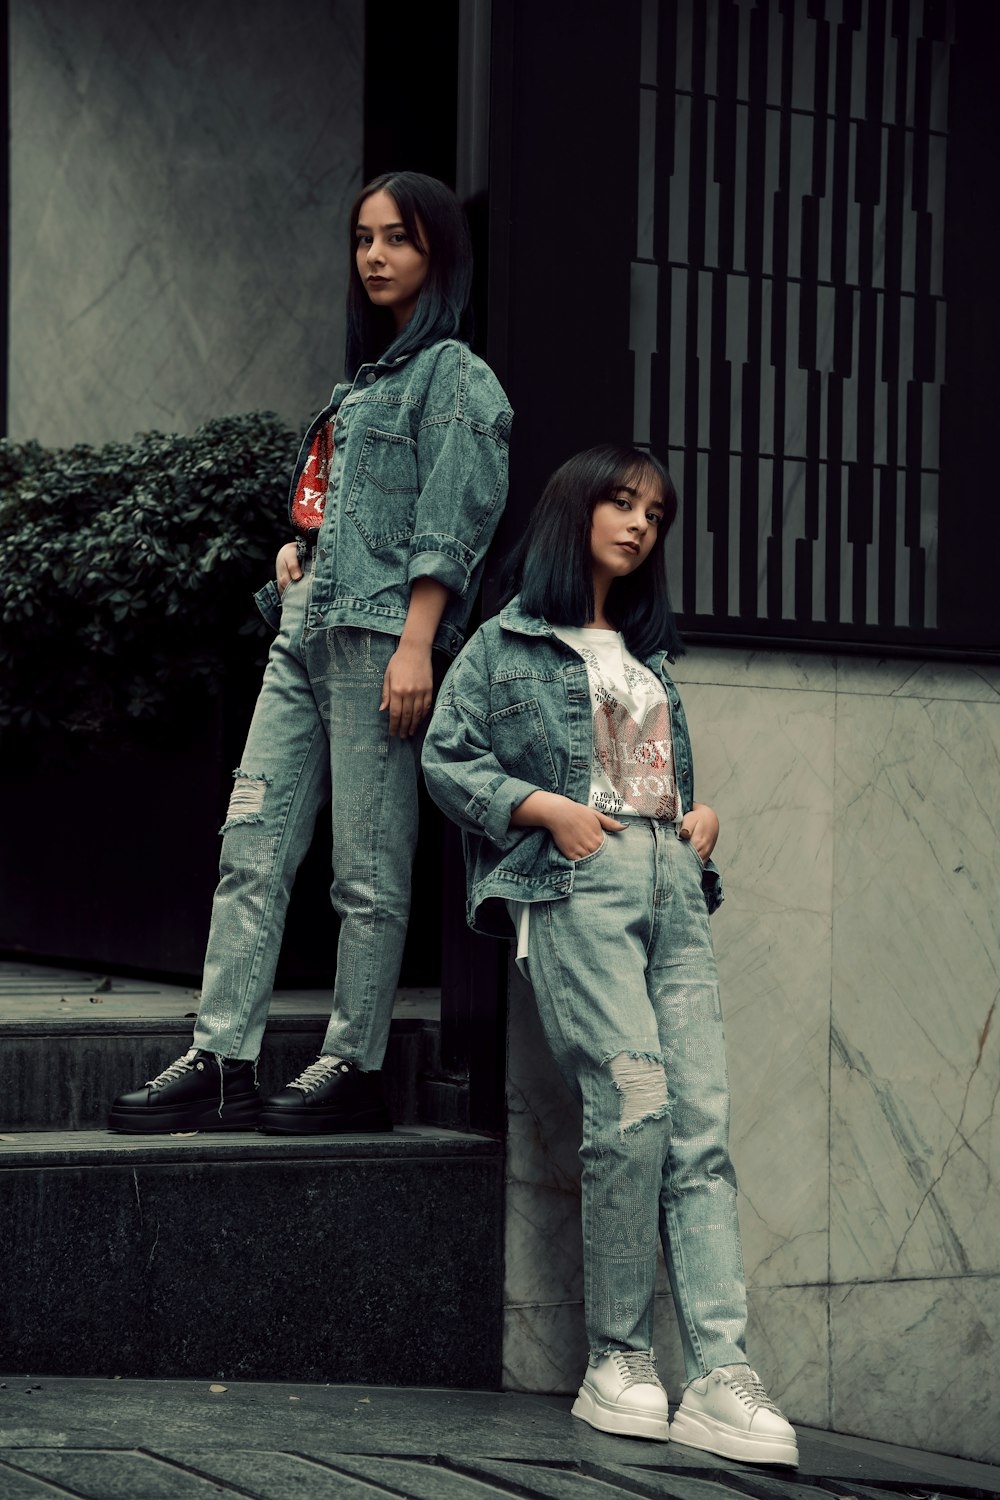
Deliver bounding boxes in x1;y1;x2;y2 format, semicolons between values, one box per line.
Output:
408;533;475;596
468;775;542;849
254;579;282;631
703;858;724;915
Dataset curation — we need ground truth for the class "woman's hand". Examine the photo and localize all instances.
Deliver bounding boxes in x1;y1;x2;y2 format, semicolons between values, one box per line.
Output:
679;801;720;863
549;801;628;860
511;791;627;860
380;640;434;738
276;542;301;595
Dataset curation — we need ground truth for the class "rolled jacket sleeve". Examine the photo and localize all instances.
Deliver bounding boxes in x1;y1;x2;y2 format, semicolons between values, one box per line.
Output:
253;578;282;632
409;346;511;598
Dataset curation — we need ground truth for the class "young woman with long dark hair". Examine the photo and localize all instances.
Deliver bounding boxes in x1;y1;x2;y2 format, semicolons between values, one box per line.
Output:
422;446;797;1469
109;171;512;1135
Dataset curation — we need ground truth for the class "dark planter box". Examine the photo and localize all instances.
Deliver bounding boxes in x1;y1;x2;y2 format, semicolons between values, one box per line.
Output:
0;683;444;986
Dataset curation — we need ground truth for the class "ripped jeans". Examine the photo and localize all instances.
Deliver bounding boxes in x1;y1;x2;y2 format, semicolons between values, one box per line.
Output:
524;818;748;1376
192;557;421;1070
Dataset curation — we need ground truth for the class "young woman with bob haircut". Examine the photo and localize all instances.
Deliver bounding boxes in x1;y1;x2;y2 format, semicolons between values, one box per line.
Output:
422;445;798;1469
109;171;512;1136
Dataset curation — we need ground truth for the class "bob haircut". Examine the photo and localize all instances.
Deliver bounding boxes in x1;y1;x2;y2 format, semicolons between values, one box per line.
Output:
504;445;683;661
346;170;474;379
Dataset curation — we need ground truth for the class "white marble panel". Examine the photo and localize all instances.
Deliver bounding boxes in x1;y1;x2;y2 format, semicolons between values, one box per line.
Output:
721;905;831;1286
9;0;363;446
503;648;1000;1438
831;695;1000;1282
680;682;835;1286
502;1303;587;1396
831;1277;1000;1464
505;1181;582;1312
835;657;1000;703
746;1285;830;1429
675;647;837;694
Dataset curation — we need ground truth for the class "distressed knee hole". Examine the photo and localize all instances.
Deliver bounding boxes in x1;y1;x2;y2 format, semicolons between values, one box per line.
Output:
608;1052;669;1135
219;768;272;833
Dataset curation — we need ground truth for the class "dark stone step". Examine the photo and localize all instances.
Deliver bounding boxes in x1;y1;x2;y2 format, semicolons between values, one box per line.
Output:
0;964;449;1131
0;1018;440;1132
0;1128;503;1388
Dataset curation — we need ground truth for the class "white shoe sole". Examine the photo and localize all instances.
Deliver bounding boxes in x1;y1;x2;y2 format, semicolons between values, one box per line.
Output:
670;1406;798;1466
571;1384;670;1442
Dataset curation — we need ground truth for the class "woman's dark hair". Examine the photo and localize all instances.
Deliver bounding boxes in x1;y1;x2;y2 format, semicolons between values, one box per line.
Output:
345;170;473;378
505;445;683;660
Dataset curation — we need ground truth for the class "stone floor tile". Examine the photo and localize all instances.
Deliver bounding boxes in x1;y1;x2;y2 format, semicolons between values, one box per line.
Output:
3;1449;241;1499
0;1459;87;1499
154;1450;395;1499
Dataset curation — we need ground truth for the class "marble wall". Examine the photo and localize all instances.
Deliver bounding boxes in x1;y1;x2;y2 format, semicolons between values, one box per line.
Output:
503;648;1000;1465
7;0;364;447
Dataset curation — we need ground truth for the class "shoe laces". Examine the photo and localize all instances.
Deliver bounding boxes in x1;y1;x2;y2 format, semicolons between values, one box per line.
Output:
287;1054;348;1094
146;1049;201;1088
716;1364;784;1416
612;1350;663;1389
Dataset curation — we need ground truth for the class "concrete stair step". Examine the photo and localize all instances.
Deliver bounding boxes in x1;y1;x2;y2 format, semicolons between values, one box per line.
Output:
0;964;450;1131
0;1127;503;1387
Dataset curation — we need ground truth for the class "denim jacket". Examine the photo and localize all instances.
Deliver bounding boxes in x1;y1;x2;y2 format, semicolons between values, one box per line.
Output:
255;339;513;657
422;595;723;936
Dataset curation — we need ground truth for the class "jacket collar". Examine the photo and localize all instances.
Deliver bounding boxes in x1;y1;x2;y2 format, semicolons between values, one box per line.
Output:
365;339;457;378
498;596;558;639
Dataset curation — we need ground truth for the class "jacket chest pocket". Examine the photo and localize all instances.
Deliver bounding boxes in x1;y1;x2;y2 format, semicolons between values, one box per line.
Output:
488;698;559;792
346;427;418;549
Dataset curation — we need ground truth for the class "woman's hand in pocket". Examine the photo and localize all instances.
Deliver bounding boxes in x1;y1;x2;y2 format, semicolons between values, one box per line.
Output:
544;797;627;861
276;542;301;595
679;801;719;862
509;792;626;859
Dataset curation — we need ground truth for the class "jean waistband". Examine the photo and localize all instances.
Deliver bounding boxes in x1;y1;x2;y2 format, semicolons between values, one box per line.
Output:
613;813;685;830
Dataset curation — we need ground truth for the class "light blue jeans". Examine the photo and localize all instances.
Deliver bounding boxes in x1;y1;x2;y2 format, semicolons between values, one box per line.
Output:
192;559;421;1070
524;818;748;1377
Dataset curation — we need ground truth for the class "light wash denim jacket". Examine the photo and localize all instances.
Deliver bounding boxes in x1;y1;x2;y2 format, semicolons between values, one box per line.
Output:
255;339;513;657
422;595;723;937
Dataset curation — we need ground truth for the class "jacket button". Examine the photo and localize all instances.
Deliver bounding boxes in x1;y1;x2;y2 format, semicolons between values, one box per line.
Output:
365;371;377;384
319;548;327;559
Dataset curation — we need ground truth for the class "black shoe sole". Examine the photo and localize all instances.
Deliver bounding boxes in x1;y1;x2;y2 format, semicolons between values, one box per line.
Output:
257;1107;393;1135
107;1096;262;1134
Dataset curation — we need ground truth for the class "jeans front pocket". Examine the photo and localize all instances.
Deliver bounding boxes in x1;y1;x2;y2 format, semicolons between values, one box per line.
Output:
571;832;608;867
679;832;705;867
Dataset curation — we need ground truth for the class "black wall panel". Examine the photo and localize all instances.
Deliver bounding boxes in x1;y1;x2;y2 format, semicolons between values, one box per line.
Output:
489;0;998;658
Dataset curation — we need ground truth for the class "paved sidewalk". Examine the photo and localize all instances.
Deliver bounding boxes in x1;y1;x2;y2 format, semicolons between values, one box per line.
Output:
1;1377;997;1499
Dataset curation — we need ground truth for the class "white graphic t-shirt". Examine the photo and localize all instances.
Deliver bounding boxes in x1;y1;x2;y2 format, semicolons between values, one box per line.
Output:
507;625;676;970
553;625;677;821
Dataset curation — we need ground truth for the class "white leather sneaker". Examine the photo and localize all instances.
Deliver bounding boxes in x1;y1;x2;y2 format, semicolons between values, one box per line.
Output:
670;1364;798;1466
571;1350;670;1441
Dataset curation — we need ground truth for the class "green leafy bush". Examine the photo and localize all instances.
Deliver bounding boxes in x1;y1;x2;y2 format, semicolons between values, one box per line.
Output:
0;412;299;740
